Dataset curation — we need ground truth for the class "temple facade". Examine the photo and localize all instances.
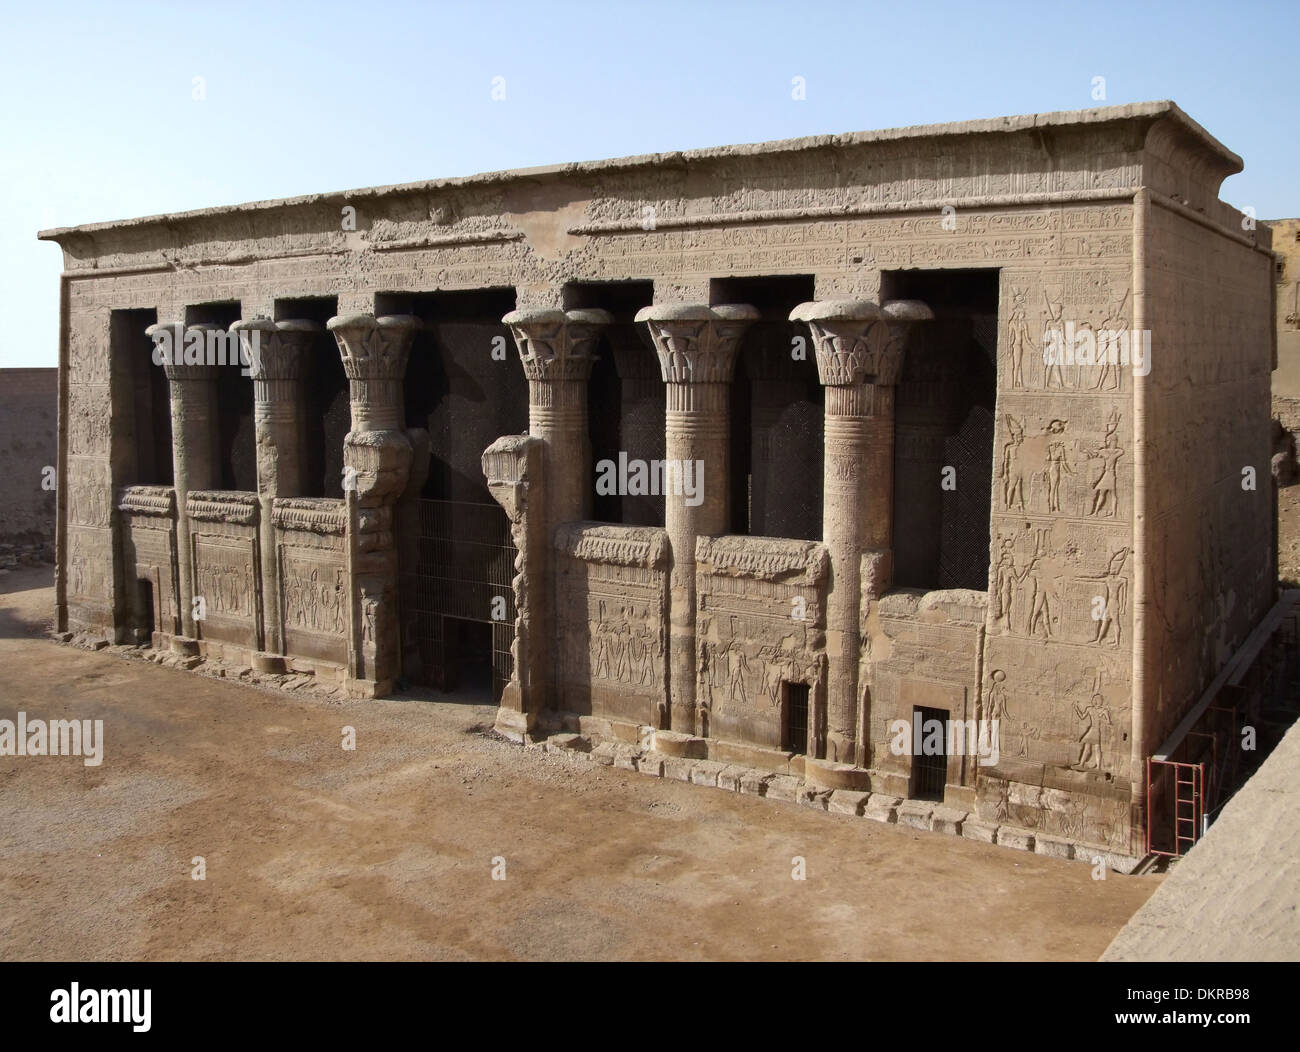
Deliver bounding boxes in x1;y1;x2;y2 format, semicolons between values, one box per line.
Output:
40;101;1277;860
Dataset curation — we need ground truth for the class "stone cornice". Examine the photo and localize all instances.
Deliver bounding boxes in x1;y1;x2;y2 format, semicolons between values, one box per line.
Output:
271;497;347;535
695;535;829;586
555;522;669;569
187;490;259;525
116;485;176;518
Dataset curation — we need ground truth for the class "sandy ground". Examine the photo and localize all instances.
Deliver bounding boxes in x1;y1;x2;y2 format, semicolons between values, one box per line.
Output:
0;566;1157;961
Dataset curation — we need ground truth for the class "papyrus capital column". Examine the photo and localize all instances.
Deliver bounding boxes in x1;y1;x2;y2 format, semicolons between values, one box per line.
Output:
329;313;420;435
635;303;758;733
327;313;420;694
504;307;611;527
233;318;318;665
500;308;611;716
790;299;932;764
147;321;222;643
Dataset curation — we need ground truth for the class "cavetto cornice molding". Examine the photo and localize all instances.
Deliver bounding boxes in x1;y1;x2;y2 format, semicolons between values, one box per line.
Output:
39;101;1244;267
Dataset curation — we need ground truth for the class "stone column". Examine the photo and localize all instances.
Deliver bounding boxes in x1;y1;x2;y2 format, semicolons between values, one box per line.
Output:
789;299;932;765
500;308;611;712
147;322;221;648
635;304;758;733
327;313;420;695
233;318;318;669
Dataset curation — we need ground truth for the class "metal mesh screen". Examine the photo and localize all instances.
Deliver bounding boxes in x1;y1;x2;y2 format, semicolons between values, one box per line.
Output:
403;498;516;700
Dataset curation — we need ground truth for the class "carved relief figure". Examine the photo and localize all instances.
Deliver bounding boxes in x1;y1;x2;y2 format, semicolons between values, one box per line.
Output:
1086;409;1124;518
1072;678;1112;770
1042;290;1066;389
990;538;1017;633
1018;528;1056;640
1006;287;1030;389
1043;419;1072;513
1000;415;1027;511
720;630;752;705
1082;547;1130;647
1092;288;1130;392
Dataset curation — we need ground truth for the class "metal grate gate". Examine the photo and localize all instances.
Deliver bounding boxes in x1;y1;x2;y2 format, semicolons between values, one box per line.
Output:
912;706;948;801
403;499;516;702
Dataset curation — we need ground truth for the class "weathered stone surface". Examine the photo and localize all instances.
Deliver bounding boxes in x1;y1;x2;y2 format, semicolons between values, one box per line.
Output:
1034;834;1075;860
864;795;902;824
765;775;802;802
930;806;968;836
961;819;1000;844
897;800;935;831
998;828;1036;853
663;756;697;782
827;789;871;816
716;765;748;791
689;760;727;787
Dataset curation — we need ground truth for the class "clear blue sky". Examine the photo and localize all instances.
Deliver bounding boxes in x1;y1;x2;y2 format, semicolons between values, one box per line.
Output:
2;0;1296;367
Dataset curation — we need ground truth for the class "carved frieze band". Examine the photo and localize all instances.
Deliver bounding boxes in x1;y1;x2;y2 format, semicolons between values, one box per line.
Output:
556;522;669;569
186;490;259;525
271;497;347;535
695;535;829;586
116;485;177;518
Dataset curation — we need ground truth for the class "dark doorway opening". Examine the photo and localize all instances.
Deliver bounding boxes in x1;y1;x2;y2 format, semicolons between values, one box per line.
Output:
135;578;155;643
442;617;494;700
565;280;660;525
111;308;172;487
187;302;254;492
783;682;810;755
882;269;998;592
379;288;523;504
710;276;822;540
275;296;346;498
912;705;948;801
380;290;522;702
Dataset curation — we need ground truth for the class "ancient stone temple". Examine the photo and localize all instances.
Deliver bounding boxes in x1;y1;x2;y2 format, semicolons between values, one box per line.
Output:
40;101;1277;861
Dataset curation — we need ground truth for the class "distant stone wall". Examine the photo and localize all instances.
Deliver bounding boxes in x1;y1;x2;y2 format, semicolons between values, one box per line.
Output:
0;368;57;555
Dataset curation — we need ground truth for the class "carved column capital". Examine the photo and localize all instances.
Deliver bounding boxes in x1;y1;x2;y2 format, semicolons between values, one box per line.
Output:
327;313;420;383
790;299;933;388
146;322;222;381
327;313;419;434
232;318;319;382
502;308;612;382
634;303;759;384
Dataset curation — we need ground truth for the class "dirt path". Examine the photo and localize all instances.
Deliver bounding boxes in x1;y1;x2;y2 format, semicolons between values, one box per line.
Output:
0;567;1157;961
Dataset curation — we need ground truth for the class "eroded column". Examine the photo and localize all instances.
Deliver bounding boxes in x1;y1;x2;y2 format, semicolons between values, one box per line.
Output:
501;308;611;712
635;304;758;733
790;299;932;765
327;313;420;695
233;318;317;668
147;322;221;646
